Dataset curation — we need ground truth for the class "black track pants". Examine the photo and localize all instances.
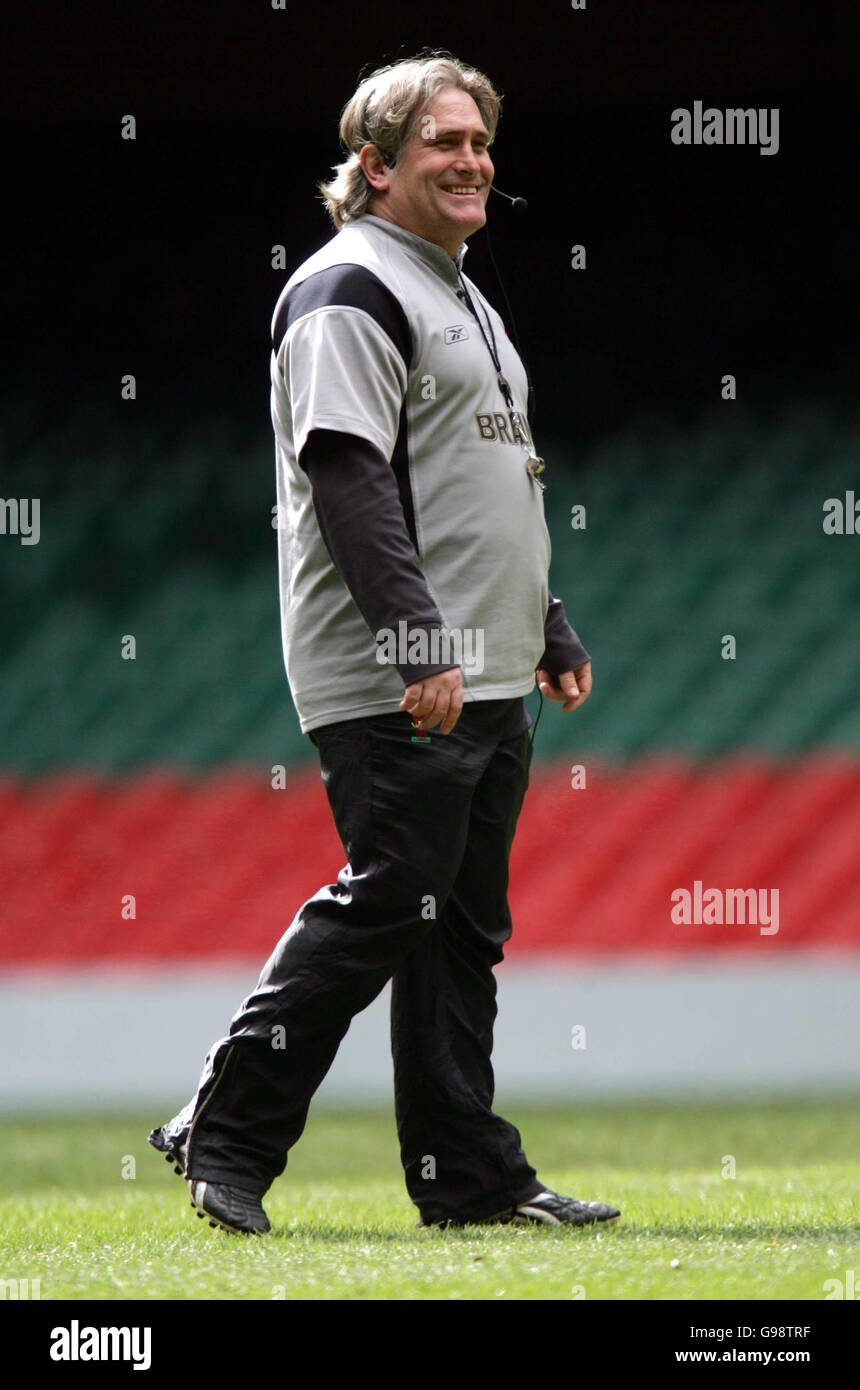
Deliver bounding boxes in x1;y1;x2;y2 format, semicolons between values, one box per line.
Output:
184;695;544;1222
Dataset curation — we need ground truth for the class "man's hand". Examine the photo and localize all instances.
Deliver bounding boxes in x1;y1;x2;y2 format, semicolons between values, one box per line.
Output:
535;661;592;713
400;666;463;734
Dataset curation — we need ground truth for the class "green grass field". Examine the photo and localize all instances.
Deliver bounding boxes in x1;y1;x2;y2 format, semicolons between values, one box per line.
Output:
1;1103;857;1300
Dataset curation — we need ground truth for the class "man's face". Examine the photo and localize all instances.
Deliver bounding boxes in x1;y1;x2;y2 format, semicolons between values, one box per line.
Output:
368;87;495;256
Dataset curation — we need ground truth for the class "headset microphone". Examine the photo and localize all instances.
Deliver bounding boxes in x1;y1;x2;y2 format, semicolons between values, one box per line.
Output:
490;185;528;212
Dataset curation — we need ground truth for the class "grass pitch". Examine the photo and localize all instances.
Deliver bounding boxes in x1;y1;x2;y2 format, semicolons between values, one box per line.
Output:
1;1103;857;1300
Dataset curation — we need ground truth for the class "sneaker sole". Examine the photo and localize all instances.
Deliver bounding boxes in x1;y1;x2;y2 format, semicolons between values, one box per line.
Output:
420;1207;621;1229
512;1205;621;1227
149;1130;187;1178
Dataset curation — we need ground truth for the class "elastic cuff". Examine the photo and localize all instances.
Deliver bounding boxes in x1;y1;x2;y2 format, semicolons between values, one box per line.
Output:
396;660;459;684
417;1178;544;1225
537;642;590;674
510;1178;547;1206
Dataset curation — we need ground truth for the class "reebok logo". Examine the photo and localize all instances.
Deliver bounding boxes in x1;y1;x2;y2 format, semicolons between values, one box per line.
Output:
444;324;469;343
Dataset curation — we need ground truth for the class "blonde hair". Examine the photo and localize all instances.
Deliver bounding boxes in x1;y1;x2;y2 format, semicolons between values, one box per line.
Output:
318;51;502;229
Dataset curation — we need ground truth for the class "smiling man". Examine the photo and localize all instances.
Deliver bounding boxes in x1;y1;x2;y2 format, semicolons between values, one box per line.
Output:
149;51;618;1236
362;83;493;256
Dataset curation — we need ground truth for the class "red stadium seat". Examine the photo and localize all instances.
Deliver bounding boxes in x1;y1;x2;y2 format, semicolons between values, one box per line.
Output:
0;757;857;966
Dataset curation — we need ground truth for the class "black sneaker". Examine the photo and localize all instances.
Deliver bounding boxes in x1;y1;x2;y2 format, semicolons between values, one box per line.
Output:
511;1189;620;1227
188;1179;271;1235
420;1188;620;1229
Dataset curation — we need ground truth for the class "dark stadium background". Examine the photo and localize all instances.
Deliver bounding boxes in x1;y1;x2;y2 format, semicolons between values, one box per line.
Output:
1;1;857;1107
3;2;854;433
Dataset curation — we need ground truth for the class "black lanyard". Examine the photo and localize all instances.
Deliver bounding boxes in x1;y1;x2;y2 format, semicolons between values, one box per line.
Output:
456;272;515;410
456;271;547;491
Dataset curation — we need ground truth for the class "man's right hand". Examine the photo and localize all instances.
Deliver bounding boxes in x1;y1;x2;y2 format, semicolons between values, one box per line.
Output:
400;666;463;734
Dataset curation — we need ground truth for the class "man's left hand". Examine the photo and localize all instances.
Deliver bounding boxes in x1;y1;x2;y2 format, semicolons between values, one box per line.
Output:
535;661;592;713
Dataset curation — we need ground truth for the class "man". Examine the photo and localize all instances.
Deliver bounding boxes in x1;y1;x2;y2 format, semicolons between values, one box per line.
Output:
149;52;620;1235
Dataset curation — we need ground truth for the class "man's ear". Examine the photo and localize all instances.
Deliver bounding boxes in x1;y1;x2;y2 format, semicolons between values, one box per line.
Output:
358;143;391;191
